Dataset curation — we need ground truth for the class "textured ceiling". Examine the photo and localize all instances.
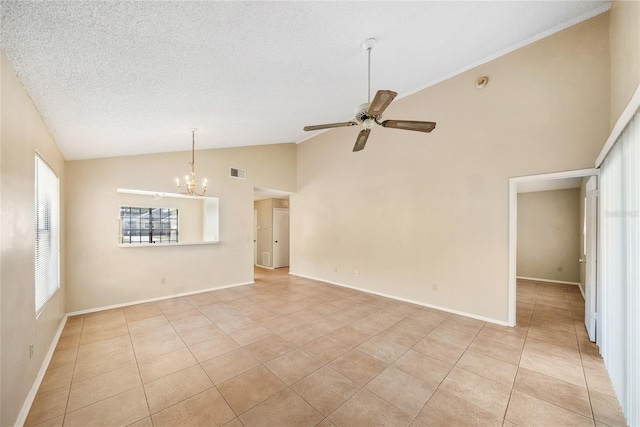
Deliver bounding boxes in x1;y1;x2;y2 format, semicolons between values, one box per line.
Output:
1;1;610;160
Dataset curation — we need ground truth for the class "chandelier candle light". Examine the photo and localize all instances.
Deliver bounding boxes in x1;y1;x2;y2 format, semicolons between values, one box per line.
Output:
175;130;208;196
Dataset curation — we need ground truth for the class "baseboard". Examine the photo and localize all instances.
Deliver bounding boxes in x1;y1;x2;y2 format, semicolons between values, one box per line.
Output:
254;264;274;270
15;314;68;427
18;279;255;424
289;272;509;327
516;276;581;286
67;281;255;316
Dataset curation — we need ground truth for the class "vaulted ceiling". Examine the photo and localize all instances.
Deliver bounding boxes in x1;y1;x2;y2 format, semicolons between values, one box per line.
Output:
1;1;610;160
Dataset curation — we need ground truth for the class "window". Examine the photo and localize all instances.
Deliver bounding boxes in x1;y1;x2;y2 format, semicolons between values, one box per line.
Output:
120;206;178;244
35;155;60;314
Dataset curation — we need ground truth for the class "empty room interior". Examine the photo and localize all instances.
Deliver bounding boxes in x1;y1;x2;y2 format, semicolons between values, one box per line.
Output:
1;1;639;426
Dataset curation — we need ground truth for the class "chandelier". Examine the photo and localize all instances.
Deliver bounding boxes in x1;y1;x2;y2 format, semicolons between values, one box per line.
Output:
175;130;207;196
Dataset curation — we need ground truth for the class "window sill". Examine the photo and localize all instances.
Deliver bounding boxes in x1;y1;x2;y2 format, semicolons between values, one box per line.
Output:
118;241;220;248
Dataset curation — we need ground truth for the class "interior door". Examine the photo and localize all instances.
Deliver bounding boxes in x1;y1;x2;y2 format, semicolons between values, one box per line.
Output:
254;210;257;265
583;176;598;341
272;208;290;268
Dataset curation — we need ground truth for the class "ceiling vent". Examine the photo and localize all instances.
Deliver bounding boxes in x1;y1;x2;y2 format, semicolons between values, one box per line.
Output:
229;167;246;179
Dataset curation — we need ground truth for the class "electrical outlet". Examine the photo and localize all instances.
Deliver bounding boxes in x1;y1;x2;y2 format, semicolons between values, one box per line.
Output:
354;270;359;277
558;266;563;272
334;266;338;273
29;344;34;359
432;284;438;291
160;277;166;284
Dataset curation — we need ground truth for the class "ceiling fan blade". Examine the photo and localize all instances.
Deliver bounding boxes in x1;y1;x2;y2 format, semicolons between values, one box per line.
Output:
303;121;357;131
352;129;371;152
367;90;397;117
380;120;436;133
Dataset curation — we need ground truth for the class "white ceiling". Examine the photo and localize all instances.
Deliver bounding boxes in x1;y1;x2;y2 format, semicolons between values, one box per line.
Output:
1;1;609;160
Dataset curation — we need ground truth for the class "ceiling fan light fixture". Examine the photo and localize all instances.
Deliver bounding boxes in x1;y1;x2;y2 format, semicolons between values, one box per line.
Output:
363;118;376;130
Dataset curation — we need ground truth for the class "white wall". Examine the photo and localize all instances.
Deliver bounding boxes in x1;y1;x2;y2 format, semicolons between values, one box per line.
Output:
517;189;581;283
1;52;67;427
291;13;610;323
65;143;296;312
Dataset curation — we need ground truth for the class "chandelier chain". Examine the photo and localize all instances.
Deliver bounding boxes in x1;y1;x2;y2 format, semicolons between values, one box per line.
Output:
175;130;207;196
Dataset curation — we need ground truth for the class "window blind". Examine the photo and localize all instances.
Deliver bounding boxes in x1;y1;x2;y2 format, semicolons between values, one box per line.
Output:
35;156;60;314
598;107;639;426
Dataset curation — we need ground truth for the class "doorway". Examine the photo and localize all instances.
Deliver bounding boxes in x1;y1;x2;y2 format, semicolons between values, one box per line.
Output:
508;168;599;335
253;187;292;271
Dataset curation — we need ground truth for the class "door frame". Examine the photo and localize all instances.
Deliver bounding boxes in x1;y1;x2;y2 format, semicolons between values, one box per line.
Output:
254;209;258;265
508;168;599;327
583;175;598;341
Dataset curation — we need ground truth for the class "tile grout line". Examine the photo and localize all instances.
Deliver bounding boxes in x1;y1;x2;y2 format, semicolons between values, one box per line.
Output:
503;279;539;424
124;305;157;423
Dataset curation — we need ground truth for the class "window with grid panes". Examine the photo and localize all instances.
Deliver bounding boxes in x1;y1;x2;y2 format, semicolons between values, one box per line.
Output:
120;206;178;244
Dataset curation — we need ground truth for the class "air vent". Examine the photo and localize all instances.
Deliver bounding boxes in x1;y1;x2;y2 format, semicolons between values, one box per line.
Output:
229;167;246;179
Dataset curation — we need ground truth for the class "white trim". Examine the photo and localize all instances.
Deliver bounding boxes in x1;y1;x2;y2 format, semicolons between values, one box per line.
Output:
508;168;599;327
509;180;518;327
16;314;68;427
66;281;254;316
117;240;220;248
596;83;640;167
254;264;274;270
516;276;581;286
289;272;508;327
578;282;586;300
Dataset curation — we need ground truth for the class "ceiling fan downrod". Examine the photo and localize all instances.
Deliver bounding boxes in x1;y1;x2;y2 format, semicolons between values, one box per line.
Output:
361;38;376;105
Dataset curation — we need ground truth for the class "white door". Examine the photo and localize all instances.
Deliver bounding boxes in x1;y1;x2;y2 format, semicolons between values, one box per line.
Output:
254;210;258;265
272;208;290;268
583;176;598;341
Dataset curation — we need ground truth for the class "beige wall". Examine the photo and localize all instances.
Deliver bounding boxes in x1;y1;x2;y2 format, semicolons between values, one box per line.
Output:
517;189;581;283
254;198;289;267
65;143;296;312
1;52;67;426
292;13;610;323
610;0;640;128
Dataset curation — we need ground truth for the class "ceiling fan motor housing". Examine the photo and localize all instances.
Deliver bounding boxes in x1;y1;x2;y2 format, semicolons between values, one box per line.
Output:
354;102;372;123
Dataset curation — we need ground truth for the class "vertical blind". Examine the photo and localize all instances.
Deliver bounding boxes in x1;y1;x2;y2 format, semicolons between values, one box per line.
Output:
598;107;639;426
35;155;60;314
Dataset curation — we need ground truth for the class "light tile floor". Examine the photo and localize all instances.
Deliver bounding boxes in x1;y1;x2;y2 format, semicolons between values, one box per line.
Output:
26;269;627;426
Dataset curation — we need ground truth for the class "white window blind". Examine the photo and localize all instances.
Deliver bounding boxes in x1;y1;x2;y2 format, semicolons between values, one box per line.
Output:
598;107;639;426
35;155;60;314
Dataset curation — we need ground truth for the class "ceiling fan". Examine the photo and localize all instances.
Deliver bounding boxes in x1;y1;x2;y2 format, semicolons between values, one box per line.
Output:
303;38;436;152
